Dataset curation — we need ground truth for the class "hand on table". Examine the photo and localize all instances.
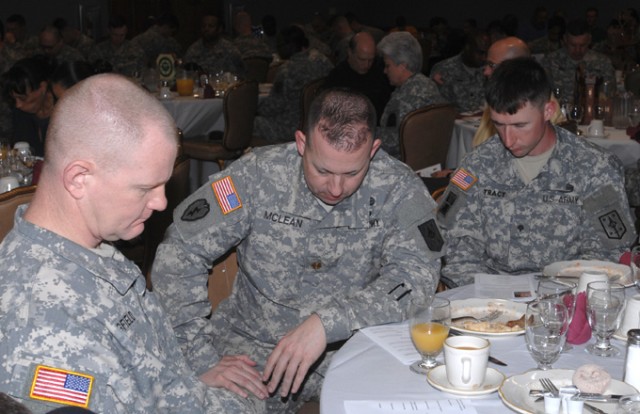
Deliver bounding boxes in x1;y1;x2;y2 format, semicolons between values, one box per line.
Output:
199;355;269;399
263;314;327;397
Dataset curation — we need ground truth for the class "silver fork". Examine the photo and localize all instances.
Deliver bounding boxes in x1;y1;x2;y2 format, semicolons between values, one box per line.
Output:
539;378;606;414
451;309;502;323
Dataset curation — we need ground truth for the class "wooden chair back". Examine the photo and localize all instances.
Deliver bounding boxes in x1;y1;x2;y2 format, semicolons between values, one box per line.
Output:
0;185;37;242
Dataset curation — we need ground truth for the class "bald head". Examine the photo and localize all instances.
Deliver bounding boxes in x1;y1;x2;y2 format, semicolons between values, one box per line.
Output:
484;36;530;77
347;31;376;74
46;74;177;173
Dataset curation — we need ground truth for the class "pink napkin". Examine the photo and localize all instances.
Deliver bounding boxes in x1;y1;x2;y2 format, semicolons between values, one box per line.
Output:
567;292;591;344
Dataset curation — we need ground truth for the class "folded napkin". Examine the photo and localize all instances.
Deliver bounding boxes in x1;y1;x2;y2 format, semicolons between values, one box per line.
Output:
567;292;591;344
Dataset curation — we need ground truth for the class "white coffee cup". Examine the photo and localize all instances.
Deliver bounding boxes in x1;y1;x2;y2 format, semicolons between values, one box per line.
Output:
577;271;608;293
443;335;489;390
0;175;19;193
587;119;605;137
620;294;640;337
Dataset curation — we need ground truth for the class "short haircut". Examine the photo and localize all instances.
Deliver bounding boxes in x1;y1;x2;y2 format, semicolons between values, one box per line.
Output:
277;25;309;59
566;19;590;37
45;74;177;172
377;31;422;74
485;57;551;114
306;88;375;152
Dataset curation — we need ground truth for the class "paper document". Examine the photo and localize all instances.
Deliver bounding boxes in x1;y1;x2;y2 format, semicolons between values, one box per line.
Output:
473;273;537;302
416;163;442;177
344;399;478;414
360;323;419;365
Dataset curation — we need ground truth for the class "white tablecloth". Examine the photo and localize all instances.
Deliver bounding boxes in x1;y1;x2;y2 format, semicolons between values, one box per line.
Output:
160;96;225;137
446;120;640;169
319;283;629;414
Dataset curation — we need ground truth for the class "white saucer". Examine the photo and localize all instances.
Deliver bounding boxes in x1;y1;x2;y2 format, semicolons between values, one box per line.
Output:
426;365;505;396
584;133;609;139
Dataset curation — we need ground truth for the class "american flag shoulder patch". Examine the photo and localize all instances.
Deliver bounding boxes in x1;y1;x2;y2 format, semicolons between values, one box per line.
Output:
212;176;242;215
30;365;93;408
450;168;477;191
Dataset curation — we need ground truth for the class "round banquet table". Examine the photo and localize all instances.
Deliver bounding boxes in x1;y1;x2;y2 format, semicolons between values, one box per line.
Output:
319;283;630;414
160;96;225;137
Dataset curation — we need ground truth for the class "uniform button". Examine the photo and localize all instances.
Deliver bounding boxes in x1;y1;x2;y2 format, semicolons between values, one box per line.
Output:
311;261;322;270
517;224;524;231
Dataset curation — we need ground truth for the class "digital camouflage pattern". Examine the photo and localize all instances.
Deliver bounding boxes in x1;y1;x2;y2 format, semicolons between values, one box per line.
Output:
51;44;84;66
430;53;485;113
377;72;446;159
0;207;263;414
152;143;444;411
253;49;333;142
541;48;615;100
438;126;636;287
233;35;272;60
130;27;183;67
184;37;246;76
88;39;145;77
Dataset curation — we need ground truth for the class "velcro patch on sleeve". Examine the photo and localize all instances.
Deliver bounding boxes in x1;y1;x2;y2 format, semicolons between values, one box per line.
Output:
418;219;444;252
30;365;93;408
450;168;477;191
212;176;242;215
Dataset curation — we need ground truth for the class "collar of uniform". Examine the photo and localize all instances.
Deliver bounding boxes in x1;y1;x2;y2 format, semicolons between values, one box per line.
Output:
14;206;142;295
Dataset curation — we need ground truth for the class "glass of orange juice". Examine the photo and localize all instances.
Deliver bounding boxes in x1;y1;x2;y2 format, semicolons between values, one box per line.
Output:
408;297;450;374
176;70;195;96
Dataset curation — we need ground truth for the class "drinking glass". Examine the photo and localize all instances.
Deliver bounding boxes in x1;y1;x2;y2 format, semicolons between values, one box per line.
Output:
525;299;569;370
537;279;577;351
566;103;584;125
615;394;640;413
408;297;450;374
629;99;640;127
586;281;626;357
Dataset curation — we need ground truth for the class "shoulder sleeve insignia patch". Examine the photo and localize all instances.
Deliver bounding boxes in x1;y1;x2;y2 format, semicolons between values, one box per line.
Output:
212;176;242;215
418;218;444;252
450;168;477;191
181;199;210;222
598;210;627;240
30;365;94;408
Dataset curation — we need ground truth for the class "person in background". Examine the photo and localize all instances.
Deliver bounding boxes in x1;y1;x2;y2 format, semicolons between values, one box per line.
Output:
585;7;607;45
88;14;145;78
1;55;56;156
430;30;490;114
528;16;565;56
183;12;245;76
130;12;182;68
322;31;392;124
437;58;635;287
253;25;333;143
38;25;84;66
4;14;38;60
377;31;445;159
52;18;94;60
152;87;444;413
0;73;266;413
541;19;615;102
232;11;272;61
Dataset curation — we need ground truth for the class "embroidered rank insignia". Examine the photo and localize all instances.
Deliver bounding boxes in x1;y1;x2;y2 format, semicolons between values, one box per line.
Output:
598;210;627;240
212;176;242;215
450;168;477;191
30;365;93;408
181;199;210;221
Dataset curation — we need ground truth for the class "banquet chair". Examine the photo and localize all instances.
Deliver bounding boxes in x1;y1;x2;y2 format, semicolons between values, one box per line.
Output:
626;70;640;97
182;80;259;170
266;61;285;83
399;103;457;171
243;57;271;83
299;77;326;131
0;185;36;242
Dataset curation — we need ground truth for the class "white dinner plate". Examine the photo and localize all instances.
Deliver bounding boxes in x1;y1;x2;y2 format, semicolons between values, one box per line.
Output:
542;260;633;287
450;298;527;337
499;369;637;414
427;365;504;396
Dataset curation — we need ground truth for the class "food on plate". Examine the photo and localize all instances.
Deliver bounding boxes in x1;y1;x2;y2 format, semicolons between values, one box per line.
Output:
506;314;526;329
457;320;522;333
572;364;611;393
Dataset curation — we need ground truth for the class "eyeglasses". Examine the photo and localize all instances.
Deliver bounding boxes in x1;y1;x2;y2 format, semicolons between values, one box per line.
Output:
484;61;498;70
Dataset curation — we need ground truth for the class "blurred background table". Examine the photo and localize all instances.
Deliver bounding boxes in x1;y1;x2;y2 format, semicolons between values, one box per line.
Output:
160;96;224;137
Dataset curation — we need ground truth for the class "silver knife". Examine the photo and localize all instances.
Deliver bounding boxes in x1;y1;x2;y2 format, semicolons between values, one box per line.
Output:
529;390;622;402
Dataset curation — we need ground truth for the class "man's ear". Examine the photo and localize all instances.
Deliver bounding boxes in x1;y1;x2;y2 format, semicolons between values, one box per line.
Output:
63;160;92;200
543;99;557;122
370;138;382;159
295;130;307;156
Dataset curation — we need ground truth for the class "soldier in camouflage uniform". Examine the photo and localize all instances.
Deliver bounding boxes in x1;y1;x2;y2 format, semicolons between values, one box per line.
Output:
429;31;490;114
438;58;635;287
0;74;266;413
130;14;182;68
183;13;245;76
88;15;145;77
541;19;615;102
253;25;333;143
376;32;446;159
38;25;84;67
232;11;273;60
152;88;444;412
4;14;39;61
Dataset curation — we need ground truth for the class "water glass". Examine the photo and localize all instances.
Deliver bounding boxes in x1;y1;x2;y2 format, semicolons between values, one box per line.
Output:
525;299;569;370
586;281;626;357
408;296;450;374
537;280;577;323
615;394;640;413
